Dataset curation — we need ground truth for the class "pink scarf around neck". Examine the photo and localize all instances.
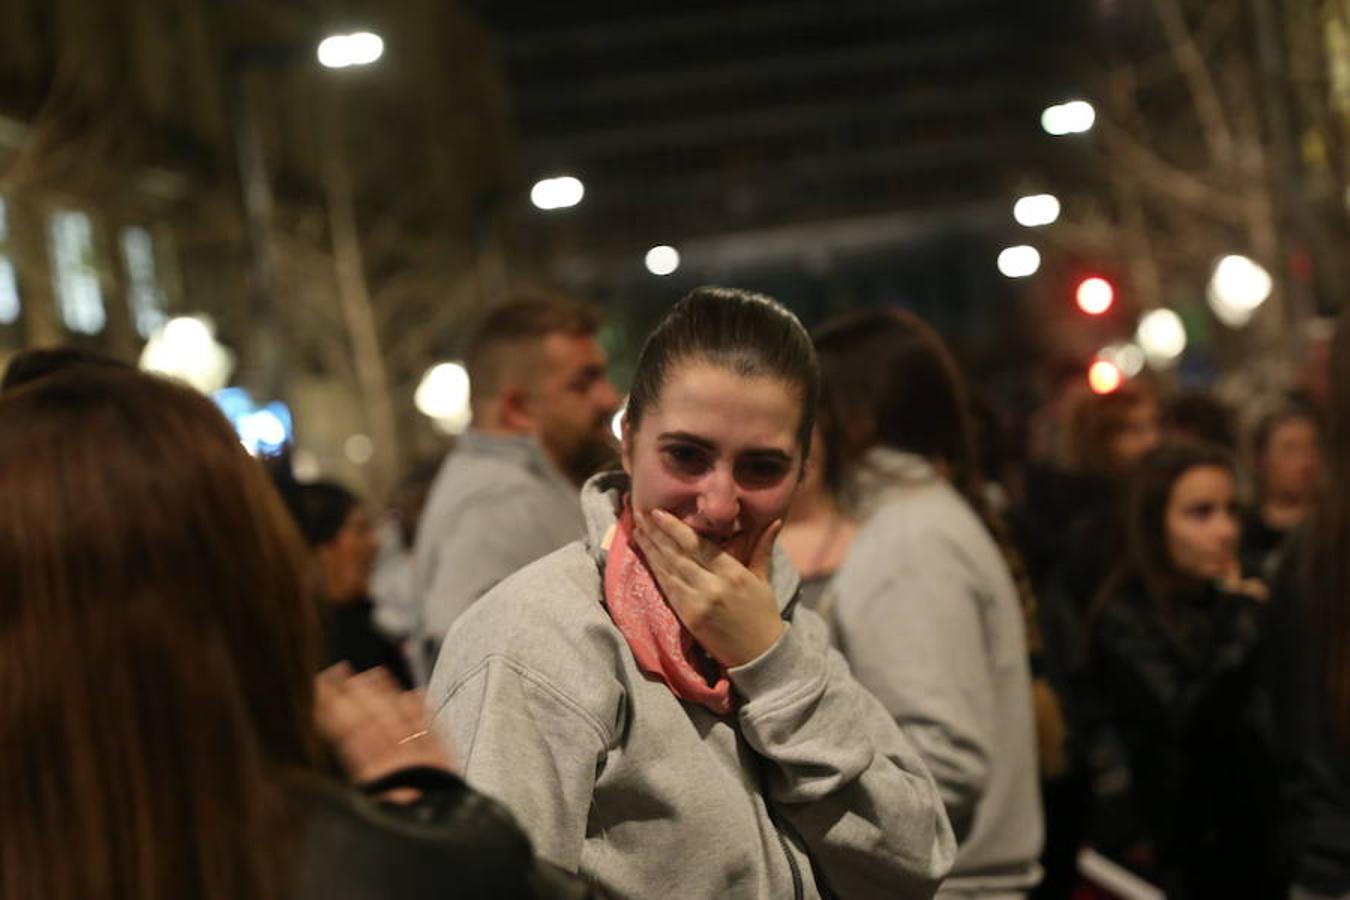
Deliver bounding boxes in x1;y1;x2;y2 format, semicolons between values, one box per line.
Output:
603;505;735;716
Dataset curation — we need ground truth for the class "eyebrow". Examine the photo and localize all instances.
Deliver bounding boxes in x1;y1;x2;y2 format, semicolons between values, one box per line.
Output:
656;431;793;461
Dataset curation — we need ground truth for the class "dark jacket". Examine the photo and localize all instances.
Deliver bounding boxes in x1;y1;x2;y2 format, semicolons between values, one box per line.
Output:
322;598;414;688
1268;540;1350;896
296;768;600;900
1086;576;1277;899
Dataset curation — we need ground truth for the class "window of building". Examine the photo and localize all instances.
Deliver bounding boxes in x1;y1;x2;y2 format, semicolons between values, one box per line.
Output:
49;209;105;335
121;226;168;338
0;198;20;325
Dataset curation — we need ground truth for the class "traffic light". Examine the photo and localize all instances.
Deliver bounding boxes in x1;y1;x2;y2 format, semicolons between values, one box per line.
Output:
1076;276;1115;315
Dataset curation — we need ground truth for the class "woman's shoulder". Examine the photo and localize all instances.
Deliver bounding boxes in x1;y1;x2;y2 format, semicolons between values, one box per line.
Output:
1090;577;1162;642
847;481;1001;582
453;541;608;638
437;541;630;711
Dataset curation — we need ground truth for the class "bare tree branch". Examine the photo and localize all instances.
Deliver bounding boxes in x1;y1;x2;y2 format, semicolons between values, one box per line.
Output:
1151;0;1238;167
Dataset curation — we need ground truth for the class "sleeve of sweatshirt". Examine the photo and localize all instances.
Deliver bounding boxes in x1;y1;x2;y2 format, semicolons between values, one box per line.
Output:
830;550;996;842
729;608;958;899
432;653;610;873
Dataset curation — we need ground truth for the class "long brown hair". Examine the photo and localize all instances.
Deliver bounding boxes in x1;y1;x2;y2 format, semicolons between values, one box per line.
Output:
1094;439;1237;624
812;308;979;501
0;368;324;900
1303;312;1350;750
813;308;1044;650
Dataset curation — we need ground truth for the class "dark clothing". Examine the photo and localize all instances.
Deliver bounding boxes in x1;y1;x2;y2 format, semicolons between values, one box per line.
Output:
1086;576;1278;898
1019;472;1122;900
323;599;413;689
296;769;600;899
1014;466;1115;590
1242;509;1293;583
1268;540;1350;897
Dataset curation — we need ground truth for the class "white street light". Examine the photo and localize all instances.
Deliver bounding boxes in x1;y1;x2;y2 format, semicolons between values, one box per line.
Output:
415;361;472;434
317;31;385;69
1136;308;1187;365
645;245;680;276
997;245;1041;278
530;176;585;210
1041;100;1096;136
139;314;235;394
1013;193;1061;227
1207;254;1272;328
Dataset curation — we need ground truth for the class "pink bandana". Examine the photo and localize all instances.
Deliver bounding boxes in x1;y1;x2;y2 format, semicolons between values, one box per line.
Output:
603;506;735;716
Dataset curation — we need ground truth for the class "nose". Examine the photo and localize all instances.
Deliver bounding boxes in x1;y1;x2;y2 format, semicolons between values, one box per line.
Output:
697;468;739;530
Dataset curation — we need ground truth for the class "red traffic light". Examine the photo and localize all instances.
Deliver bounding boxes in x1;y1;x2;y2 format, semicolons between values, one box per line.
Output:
1076;276;1115;315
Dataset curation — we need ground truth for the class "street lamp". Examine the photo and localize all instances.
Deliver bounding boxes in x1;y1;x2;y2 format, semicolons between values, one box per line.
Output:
1041;100;1096;136
317;32;384;69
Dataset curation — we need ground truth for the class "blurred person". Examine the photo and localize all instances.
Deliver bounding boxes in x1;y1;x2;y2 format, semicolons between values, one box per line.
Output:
812;308;1043;899
0;367;596;900
412;292;620;661
1029;382;1164;871
1243;406;1321;579
1064;380;1163;482
283;480;414;689
431;287;957;899
778;422;857;612
1;344;128;392
1162;390;1238;452
1086;440;1276;899
1268;313;1350;900
369;459;442;683
1017;380;1161;592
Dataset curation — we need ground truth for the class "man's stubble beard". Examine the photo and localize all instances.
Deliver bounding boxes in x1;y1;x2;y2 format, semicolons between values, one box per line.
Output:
559;422;620;487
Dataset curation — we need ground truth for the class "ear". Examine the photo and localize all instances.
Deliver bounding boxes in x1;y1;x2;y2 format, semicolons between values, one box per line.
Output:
497;384;535;432
620;414;634;475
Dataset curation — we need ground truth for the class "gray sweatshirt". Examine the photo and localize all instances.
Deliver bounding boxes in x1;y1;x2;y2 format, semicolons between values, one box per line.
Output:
429;471;957;900
827;450;1043;897
413;431;585;650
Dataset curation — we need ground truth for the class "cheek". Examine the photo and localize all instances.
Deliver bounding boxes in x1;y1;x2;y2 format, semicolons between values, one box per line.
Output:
629;456;699;514
1164;515;1194;560
740;480;798;526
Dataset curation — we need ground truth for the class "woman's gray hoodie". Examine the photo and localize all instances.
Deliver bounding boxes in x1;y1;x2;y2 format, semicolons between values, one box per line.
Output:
828;449;1043;897
429;471;956;900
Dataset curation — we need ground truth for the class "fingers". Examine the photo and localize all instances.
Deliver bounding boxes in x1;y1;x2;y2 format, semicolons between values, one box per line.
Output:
631;515;703;597
644;508;705;557
313;665;457;784
747;519;782;580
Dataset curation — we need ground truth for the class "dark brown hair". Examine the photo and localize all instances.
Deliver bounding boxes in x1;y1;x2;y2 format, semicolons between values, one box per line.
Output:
1252;403;1318;461
813;307;1049;665
1;345;129;392
1302;312;1350;750
626;286;819;458
0;368;324;900
813;308;978;499
464;290;602;417
1101;439;1237;617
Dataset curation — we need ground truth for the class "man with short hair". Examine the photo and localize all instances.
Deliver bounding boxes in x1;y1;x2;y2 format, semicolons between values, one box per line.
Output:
412;294;620;661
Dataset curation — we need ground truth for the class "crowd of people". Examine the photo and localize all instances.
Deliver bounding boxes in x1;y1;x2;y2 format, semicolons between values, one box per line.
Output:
1;284;1348;900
